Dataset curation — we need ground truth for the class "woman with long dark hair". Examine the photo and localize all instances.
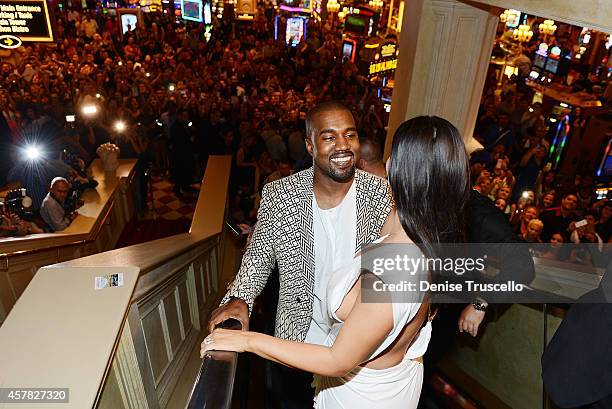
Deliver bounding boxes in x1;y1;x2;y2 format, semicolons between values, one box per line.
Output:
201;116;470;408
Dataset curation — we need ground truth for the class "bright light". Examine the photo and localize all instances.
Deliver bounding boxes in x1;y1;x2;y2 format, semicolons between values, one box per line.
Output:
114;120;127;132
146;72;151;77
82;104;98;115
560;102;569;108
95;93;101;99
168;84;176;92
583;33;591;44
25;145;41;161
550;118;557;123
529;107;534;112
188;121;193;127
155;119;163;127
118;61;123;66
65;115;75;122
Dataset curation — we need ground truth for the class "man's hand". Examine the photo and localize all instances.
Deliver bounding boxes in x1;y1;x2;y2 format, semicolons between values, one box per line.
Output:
237;223;252;235
208;297;249;333
458;305;486;337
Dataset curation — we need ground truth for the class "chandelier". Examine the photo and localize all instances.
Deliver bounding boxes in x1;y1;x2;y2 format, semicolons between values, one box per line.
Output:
513;24;533;42
499;9;521;28
327;0;340;13
368;0;383;10
539;19;557;36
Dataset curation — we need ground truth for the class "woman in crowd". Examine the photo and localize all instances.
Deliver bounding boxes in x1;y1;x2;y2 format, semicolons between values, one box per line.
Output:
512;205;539;237
538;190;556;214
538;232;568;261
201;116;471;408
523;219;544;243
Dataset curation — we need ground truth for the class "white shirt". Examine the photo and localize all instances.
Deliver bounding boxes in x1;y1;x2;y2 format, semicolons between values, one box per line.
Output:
305;181;357;344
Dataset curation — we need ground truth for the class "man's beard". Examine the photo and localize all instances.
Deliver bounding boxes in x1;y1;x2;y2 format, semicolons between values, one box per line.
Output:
318;152;356;183
327;164;356;183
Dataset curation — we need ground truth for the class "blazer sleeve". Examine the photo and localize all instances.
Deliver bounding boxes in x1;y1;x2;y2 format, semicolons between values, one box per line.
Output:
221;183;278;313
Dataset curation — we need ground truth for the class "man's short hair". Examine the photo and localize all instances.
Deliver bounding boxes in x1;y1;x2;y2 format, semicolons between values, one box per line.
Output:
50;177;69;189
360;138;383;164
305;101;351;140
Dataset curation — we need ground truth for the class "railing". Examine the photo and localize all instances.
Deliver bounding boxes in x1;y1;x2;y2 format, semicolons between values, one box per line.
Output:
185;319;242;409
0;159;138;324
0;156;234;409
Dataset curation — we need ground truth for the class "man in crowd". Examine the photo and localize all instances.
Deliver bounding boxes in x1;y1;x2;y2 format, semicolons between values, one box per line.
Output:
541;194;580;242
207;101;393;408
40;177;78;232
263;158;294;185
169;109;196;198
357;138;386;178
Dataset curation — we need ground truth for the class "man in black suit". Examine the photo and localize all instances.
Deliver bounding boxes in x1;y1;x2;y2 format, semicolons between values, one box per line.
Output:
457;136;535;337
169;109;196;198
542;260;612;409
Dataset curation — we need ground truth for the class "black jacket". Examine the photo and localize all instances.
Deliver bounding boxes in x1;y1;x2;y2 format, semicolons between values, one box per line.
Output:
542;260;612;408
465;190;535;300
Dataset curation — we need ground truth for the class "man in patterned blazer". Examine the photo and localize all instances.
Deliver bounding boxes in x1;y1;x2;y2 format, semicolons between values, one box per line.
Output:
208;101;393;407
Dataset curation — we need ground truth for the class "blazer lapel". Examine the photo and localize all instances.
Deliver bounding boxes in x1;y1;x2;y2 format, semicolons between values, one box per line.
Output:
355;171;369;253
295;168;315;300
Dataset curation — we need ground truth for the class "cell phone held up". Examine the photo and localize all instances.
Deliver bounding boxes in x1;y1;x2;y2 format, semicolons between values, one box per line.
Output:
575;219;588;229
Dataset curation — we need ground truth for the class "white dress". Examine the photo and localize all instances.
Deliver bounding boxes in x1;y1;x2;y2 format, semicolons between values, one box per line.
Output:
312;238;432;409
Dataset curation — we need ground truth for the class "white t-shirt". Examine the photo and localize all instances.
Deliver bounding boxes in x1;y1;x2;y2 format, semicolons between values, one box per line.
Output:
305;182;357;344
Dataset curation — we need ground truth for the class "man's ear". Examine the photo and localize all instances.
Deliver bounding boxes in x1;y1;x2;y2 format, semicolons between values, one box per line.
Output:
357;158;365;170
305;136;313;157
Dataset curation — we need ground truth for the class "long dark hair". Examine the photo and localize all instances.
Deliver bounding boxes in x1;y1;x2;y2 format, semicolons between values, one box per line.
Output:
387;116;470;259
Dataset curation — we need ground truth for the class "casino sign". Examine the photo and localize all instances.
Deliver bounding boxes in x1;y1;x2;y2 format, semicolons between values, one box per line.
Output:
0;34;22;49
0;0;54;42
368;42;398;76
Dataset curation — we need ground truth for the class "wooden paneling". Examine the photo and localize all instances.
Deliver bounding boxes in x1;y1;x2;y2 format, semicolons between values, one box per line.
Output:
163;291;183;355
141;307;170;384
177;282;191;339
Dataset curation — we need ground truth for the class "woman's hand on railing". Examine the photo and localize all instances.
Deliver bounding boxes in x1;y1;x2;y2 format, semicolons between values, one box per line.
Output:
200;328;250;356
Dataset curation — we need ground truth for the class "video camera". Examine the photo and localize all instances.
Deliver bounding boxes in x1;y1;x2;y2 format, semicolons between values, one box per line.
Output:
64;189;83;215
4;188;34;221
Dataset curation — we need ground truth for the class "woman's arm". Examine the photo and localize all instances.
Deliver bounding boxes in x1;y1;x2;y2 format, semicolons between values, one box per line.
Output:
202;276;393;378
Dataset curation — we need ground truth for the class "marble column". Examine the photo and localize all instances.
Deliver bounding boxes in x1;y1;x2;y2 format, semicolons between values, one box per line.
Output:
384;0;499;157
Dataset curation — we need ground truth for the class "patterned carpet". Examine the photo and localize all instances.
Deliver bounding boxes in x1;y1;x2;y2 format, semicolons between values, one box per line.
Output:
150;177;199;221
115;176;200;248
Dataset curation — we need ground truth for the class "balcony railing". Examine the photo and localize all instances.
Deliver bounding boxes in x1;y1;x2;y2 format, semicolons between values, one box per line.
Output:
0;156;234;409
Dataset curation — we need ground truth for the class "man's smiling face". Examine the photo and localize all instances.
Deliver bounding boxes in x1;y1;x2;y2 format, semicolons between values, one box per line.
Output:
306;108;360;183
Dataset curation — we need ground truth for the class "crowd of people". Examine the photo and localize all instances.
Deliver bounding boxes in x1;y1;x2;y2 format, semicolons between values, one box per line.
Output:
1;4;609;258
469;87;611;266
0;4;390;236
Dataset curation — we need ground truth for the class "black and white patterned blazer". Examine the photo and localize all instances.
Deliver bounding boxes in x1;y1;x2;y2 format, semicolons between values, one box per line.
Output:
222;167;393;341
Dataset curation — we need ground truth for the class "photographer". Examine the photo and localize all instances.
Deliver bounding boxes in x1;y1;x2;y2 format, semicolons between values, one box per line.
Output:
0;202;42;237
40;177;78;232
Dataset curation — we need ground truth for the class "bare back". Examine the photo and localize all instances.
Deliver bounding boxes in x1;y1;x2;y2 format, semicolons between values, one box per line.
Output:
334;234;430;370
